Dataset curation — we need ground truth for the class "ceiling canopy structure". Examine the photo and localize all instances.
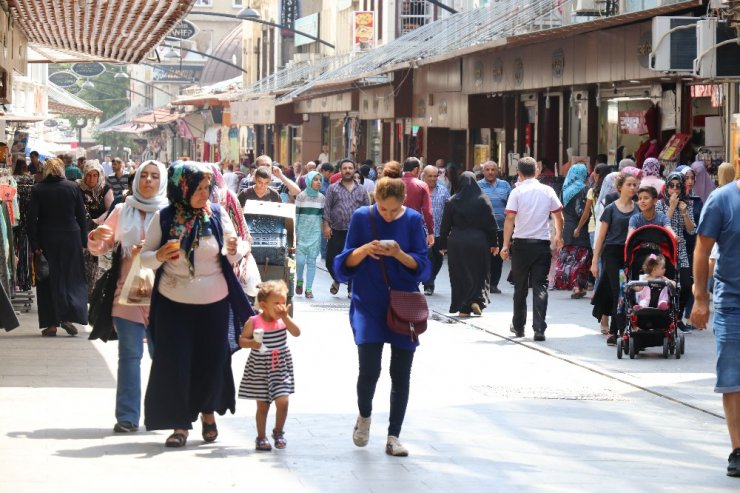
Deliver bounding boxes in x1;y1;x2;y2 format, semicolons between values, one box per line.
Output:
6;0;195;63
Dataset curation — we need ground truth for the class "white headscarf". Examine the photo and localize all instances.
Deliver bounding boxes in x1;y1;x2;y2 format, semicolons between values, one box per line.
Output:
116;160;169;257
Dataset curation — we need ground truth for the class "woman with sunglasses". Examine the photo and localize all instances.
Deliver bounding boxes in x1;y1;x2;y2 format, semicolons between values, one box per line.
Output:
656;172;696;332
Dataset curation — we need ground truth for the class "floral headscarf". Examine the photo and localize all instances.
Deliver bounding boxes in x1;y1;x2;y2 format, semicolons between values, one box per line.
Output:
642;158;661;177
167;162;214;275
562;163;588;207
664;172;686;202
78;160;106;199
621;166;643;180
207;162;249;240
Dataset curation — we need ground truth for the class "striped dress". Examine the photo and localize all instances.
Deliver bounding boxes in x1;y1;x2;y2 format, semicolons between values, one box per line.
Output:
238;314;295;402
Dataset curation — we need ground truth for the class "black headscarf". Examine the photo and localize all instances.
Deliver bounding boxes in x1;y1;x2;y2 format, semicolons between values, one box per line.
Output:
664;171;687;203
450;171;493;217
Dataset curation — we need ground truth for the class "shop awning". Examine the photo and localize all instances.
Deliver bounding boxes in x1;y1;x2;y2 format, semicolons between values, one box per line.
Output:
132;107;182;125
104;122;158;135
8;0;194;63
279;0;702;104
172;76;242;106
47;82;103;117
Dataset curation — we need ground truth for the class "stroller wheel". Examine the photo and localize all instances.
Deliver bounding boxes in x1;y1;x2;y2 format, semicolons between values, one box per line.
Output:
662;337;669;359
629;337;636;359
617;337;623;359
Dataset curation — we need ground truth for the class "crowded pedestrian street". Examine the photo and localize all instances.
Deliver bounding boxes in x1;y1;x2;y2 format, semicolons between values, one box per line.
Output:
0;261;734;492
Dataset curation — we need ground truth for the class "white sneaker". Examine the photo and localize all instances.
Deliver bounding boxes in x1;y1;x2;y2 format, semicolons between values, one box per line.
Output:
385;435;409;457
352;416;371;447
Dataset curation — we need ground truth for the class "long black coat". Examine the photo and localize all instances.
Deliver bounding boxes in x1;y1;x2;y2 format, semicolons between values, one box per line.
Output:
27;176;89;328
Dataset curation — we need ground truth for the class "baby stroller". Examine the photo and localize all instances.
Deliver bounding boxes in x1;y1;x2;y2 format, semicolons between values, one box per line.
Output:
617;225;685;360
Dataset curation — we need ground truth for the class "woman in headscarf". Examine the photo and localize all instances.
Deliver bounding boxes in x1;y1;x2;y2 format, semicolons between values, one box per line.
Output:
438;172;499;316
87;160;169;433
655;171;696;332
554;164;592;298
689;160;715;204
294;171;325;299
140;162;253;448
28;157;89;337
640;158;665;197
78;160;114;297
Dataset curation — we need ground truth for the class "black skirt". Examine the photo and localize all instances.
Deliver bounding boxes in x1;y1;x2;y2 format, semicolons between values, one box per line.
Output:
447;227;490;313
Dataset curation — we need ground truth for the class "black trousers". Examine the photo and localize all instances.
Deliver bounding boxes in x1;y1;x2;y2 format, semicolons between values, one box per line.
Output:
356;343;414;438
490;230;504;289
511;240;551;333
423;237;444;291
325;229;348;283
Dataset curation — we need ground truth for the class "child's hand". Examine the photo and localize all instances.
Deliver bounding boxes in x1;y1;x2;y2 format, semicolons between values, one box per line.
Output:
275;303;292;320
239;336;261;350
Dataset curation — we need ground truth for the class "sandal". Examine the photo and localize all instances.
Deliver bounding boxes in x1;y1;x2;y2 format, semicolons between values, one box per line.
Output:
41;327;57;337
165;431;188;448
201;416;218;443
255;436;272;451
305;289;313;299
329;282;339;295
272;429;287;449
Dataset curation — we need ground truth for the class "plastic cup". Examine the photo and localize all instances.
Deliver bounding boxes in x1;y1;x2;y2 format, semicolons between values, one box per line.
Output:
253;328;264;344
167;238;180;260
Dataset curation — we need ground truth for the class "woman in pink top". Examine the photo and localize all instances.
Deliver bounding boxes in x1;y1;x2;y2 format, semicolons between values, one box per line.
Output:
87;160;169;434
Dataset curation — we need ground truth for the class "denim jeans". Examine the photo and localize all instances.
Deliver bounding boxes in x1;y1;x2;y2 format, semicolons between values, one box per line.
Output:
356;343;414;437
423;237;444;291
296;251;317;290
113;317;152;425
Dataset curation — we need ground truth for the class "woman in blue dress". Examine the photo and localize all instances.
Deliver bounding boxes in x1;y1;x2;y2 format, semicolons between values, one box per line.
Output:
334;176;430;458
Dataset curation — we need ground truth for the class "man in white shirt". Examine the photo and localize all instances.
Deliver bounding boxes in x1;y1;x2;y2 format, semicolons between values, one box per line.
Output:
317;144;329;165
500;157;563;342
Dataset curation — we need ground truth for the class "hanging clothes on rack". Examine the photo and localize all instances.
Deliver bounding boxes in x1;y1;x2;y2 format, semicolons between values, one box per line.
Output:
13;173;33;292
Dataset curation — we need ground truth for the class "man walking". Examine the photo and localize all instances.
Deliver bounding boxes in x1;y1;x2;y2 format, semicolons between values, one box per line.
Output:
238;155;300;201
478;161;511;294
421;165;450;295
690;176;740;477
106;157;128;199
401;157;434;247
500;157;563;342
323;159;369;296
64;154;82;181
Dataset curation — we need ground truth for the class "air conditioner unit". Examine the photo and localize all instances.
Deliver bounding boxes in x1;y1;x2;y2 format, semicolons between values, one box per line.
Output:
574;0;605;15
650;17;698;72
694;18;740;77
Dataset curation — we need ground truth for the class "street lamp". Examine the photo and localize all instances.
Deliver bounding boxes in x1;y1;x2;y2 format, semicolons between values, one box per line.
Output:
190;9;335;49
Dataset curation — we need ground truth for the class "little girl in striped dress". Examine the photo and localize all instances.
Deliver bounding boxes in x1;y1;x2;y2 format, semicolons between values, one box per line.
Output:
238;280;301;451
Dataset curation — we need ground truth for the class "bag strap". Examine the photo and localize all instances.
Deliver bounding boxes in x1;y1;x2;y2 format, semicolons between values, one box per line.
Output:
369;207;391;290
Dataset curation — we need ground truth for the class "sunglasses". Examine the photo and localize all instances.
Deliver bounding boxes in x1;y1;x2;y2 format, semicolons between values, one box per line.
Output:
667;183;681;189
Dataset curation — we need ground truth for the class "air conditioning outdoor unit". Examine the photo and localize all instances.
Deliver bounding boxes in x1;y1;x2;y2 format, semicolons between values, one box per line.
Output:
694;18;740;77
650;16;698;72
574;0;605;15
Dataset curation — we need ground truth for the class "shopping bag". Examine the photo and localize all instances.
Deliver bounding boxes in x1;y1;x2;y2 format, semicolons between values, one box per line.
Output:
237;253;262;298
119;251;154;306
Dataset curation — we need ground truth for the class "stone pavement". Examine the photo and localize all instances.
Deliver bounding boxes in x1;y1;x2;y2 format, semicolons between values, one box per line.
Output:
0;259;736;493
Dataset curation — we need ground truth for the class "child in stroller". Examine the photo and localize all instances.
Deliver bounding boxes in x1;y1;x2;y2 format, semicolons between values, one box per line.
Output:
634;253;675;312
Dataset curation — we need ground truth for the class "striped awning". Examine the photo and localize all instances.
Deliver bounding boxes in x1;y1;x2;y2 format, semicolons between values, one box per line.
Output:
7;0;195;63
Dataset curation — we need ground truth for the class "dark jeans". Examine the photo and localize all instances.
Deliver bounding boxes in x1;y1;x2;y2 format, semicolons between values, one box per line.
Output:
490;230;504;289
601;245;626;335
423;237;444;291
325;229;348;283
511;240;551;333
357;343;414;438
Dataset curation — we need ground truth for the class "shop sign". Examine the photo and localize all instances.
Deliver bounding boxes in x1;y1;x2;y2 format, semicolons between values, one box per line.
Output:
295;13;319;47
618;111;648;135
280;0;300;36
71;62;106;78
513;58;523;87
658;133;690;161
691;84;723;107
49;71;78;87
151;64;203;84
169;20;198;40
353;11;374;52
492;57;503;83
66;85;81;94
551;48;564;79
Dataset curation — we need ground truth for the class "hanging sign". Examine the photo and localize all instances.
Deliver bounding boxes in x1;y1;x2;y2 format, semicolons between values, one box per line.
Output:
49;71;78;87
71;62;106;78
618;111;648;135
353;11;374;52
169;20;199;40
295;13;319;47
658;133;690;162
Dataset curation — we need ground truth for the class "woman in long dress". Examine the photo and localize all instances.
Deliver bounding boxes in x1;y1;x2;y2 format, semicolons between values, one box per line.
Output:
27;158;88;336
438;172;499;316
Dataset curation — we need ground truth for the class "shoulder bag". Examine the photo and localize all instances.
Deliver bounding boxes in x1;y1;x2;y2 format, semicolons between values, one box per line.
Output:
369;208;428;342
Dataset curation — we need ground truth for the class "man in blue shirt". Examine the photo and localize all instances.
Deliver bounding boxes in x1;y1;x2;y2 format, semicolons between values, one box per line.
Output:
63;153;82;181
691;178;740;477
478;161;511;293
421;165;450;295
